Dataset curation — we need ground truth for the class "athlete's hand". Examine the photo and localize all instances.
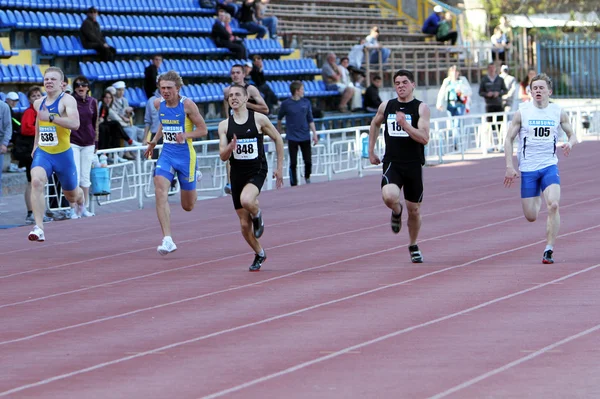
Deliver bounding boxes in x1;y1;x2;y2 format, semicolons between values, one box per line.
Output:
144;142;156;159
396;111;407;129
273;168;283;189
175;132;187;144
227;134;237;155
561;142;572;156
504;166;518;188
369;151;381;165
38;105;50;122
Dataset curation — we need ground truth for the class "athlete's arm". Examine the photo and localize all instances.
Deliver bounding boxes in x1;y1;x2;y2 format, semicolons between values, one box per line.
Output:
368;100;387;165
222;86;230;118
32;99;42;157
503;110;521;187
256;113;284;188
559;110;577;156
40;94;80;131
150;98;164;144
246;86;269;115
182;99;208;140
399;102;430;145
218;119;236;161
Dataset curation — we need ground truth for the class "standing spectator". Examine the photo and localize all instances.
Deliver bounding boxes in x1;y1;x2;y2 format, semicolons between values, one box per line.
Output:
217;0;240;17
365;26;390;65
436;65;471;117
80;6;116;62
496;15;513;47
69;76;97;218
422;6;457;45
519;69;537;103
321;52;354;113
211;9;247;60
13;87;47;223
364;75;383;112
250;55;278;115
479;63;507;147
4;92;23;173
255;0;278;40
0;99;12;197
238;0;268;39
500;65;517;113
144;54;163;100
277;81;318;186
491;27;508;62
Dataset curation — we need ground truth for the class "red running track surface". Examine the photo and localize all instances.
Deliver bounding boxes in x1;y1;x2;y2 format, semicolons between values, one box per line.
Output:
0;142;599;399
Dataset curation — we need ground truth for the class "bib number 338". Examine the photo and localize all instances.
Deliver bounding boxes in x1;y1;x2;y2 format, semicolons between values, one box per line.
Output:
234;138;258;160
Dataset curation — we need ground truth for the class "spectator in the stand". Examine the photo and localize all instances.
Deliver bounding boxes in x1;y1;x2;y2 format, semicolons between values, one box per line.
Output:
111;81;143;146
491;27;508;62
250;55;278;115
13;87;46;224
255;0;278;40
239;0;268;39
321;52;355;113
422;6;457;45
69;76;97;219
211;9;247;60
0;98;12;197
277;81;318;186
436;65;471;116
80;6;116;62
217;0;240;17
365;26;390;65
364;75;382;112
496;15;513;47
348;39;367;70
479;63;507;143
500;65;517;113
144;54;163;99
339;57;363;112
519;69;537;103
98;90;136;156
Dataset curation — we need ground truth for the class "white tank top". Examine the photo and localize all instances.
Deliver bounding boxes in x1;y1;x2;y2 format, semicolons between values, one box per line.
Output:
517;102;561;172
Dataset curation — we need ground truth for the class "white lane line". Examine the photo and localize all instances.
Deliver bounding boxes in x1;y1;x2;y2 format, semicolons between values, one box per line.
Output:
428;324;600;399
0;225;598;397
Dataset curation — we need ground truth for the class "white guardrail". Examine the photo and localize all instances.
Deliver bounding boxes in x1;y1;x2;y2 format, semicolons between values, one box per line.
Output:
44;104;600;212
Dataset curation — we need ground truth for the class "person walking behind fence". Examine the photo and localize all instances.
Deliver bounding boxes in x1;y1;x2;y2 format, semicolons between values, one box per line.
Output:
500;65;517;113
277;81;318;186
218;84;284;271
144;71;208;255
504;73;578;264
28;67;85;242
368;70;430;263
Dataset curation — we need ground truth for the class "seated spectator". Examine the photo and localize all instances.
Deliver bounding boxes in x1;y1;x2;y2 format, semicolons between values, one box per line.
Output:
422;6;458;45
111;81;143;146
98;90;136;156
250;55;279;114
211;9;248;60
217;0;240;17
80;6;116;62
491;27;508;62
348;39;366;71
365;26;390;65
239;0;268;39
339;57;363;111
255;0;278;40
144;54;163;100
321;52;355;113
364;75;382;112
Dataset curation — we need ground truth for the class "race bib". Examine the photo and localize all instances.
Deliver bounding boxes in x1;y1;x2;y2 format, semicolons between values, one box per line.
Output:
387;113;411;137
163;125;183;144
233;138;258;160
38;125;58;146
527;120;554;143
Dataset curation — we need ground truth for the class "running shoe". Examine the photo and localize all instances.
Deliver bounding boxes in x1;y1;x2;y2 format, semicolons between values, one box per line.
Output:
28;225;45;242
82;209;95;217
157;237;177;256
252;210;264;238
25;213;35;225
391;204;403;234
224;183;232;195
70;208;81;219
409;244;423;263
542;250;554;264
249;252;267;272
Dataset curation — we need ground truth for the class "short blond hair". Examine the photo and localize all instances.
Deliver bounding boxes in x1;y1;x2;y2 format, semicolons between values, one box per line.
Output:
530;73;553;91
44;66;65;82
158;70;184;88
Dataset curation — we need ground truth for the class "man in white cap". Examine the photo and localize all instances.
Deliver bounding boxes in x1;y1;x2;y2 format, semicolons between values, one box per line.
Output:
422;5;457;45
5;91;19;108
4;92;24;173
500;64;517;113
111;81;143;145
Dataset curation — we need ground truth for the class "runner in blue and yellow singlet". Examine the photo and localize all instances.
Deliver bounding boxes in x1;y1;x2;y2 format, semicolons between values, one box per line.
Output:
144;70;208;255
28;67;85;242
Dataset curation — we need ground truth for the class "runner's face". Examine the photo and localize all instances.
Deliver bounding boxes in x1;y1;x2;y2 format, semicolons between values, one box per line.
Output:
530;80;551;101
230;67;244;84
228;87;247;109
160;81;178;101
394;76;414;98
44;72;62;94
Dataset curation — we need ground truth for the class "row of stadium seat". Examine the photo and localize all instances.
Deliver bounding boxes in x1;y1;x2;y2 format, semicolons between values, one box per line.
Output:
80;59;321;81
0;64;42;83
0;41;18;58
0;0;214;14
41;36;292;57
0;11;248;35
266;80;340;99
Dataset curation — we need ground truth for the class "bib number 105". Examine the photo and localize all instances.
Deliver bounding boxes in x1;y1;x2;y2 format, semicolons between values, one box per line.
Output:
533;127;551;137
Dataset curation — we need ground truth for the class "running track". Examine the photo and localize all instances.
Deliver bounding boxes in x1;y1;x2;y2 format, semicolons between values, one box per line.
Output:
1;142;599;399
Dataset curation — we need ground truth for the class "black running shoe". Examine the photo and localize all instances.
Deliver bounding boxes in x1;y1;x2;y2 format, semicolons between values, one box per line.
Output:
391;204;403;234
409;244;423;263
249;253;267;272
542;250;554;264
252;211;264;238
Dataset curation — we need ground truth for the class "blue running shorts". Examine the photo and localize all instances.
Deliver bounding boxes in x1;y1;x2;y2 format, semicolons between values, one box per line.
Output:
31;147;78;191
154;148;197;191
520;164;560;198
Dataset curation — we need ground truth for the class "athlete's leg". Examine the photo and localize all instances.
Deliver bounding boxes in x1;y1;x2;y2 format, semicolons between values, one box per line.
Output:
154;175;173;237
543;183;561;247
30;166;49;228
180;190;197;212
405;200;422;246
520;170;543;222
382;183;402;215
521;196;542;222
240;183;260;217
236;207;262;254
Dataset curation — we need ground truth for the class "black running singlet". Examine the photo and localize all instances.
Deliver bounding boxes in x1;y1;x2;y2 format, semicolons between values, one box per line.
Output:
382;98;425;165
227;110;266;169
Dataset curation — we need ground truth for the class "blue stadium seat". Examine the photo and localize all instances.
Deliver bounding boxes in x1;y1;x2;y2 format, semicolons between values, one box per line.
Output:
135;87;147;107
79;62;96;80
0;10;17;28
0;64;10;83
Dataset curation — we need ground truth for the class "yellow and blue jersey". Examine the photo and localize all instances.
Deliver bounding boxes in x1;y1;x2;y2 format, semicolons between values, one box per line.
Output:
38;92;71;154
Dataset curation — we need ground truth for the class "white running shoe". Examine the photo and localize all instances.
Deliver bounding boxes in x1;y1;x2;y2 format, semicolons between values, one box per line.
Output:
28;225;45;242
70;208;81;219
157;237;177;256
82;209;95;217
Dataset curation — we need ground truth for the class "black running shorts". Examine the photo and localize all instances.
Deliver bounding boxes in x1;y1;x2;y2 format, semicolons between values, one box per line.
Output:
381;161;423;203
230;164;268;210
